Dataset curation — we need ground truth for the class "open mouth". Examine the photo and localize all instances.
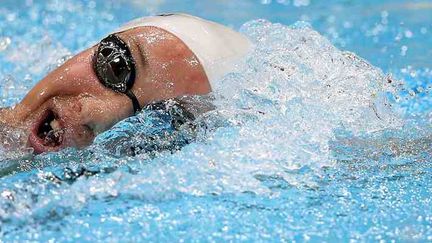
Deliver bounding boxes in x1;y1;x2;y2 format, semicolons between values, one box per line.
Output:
37;110;64;146
29;110;65;153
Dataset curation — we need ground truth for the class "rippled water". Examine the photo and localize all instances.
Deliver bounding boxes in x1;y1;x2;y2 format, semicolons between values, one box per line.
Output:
1;0;432;241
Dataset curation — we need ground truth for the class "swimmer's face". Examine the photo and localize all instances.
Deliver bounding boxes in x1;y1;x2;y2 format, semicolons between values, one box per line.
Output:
0;27;210;154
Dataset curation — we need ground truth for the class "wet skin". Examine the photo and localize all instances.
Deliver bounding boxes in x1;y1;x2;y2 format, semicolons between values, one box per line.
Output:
0;26;211;154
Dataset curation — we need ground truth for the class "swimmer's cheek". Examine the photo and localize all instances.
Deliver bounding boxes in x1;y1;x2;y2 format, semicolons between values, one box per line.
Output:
67;125;96;149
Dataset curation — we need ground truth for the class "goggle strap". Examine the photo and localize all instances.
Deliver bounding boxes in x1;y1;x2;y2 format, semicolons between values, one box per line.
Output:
125;90;141;114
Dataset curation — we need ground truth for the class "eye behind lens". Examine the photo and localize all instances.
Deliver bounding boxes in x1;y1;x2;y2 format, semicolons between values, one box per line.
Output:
93;34;136;94
100;47;114;58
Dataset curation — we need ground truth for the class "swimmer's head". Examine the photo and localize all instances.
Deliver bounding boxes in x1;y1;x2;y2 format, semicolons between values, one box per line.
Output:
0;14;251;154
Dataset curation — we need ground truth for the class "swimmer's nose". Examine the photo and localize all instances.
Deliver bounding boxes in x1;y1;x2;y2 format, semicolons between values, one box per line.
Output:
15;48;108;120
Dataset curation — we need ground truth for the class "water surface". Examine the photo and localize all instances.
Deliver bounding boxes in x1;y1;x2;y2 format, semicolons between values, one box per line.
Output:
0;0;432;241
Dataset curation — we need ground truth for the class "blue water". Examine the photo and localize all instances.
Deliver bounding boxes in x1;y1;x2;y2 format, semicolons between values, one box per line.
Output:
1;0;432;241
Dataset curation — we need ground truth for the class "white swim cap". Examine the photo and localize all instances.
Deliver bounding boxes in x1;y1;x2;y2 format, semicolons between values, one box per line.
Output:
113;13;251;86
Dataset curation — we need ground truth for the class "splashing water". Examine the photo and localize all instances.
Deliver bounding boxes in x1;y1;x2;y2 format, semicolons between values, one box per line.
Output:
1;1;432;241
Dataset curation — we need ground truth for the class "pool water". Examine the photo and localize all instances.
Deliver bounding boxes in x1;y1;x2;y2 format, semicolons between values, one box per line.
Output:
1;0;432;241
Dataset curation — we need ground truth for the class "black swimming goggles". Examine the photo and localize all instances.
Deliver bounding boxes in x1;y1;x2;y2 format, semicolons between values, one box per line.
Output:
93;34;141;114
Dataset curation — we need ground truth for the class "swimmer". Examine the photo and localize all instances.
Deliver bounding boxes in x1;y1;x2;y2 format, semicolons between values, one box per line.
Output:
0;14;251;154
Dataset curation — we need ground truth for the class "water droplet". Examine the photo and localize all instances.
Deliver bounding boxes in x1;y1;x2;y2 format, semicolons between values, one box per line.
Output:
6;13;16;22
0;37;11;52
408;89;416;97
293;0;310;7
400;46;408;56
343;21;353;29
88;1;96;8
404;30;413;38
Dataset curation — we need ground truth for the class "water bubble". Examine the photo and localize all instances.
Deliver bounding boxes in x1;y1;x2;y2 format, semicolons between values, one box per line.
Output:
408;89;416;97
394;34;402;41
327;15;336;23
6;13;16;22
381;11;389;25
293;0;310;7
343;21;353;29
300;14;310;22
88;1;96;9
401;45;408;56
404;30;413;38
0;37;11;52
276;0;290;5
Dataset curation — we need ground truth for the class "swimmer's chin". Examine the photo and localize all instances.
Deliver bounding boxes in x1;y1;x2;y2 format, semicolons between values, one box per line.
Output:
27;134;63;154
